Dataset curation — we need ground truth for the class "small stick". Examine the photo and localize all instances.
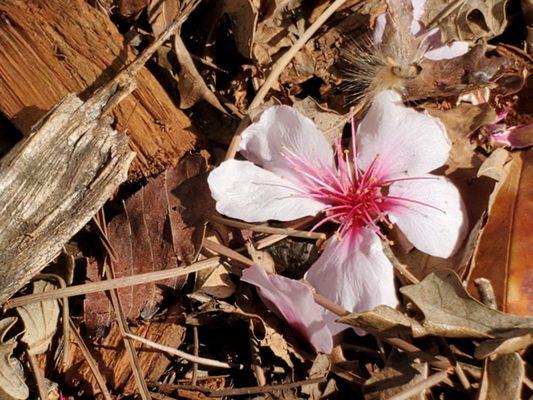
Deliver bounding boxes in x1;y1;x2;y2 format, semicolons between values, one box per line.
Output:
191;326;199;385
68;318;113;400
387;370;451;400
203;239;254;267
473;278;497;310
26;350;48;400
208;377;326;397
438;337;471;390
4;257;220;309
124;333;242;369
94;211;151;400
225;0;353;159
210;215;326;240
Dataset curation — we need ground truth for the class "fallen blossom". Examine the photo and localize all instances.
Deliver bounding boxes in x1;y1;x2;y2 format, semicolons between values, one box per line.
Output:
484;107;533;149
208;90;467;335
374;0;470;61
241;264;333;353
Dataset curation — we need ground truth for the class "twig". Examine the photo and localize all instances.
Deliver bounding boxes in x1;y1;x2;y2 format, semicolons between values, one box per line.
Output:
438;337;471;390
94;211;152;400
224;0;352;159
151;378;327;397
473;278;497;310
191;326;199;385
4;258;220;309
210;215;326;240
68;318;113;400
203;239;254;267
124;333;242;369
387;370;451;400
26;350;48;400
208;377;326;397
248;320;267;387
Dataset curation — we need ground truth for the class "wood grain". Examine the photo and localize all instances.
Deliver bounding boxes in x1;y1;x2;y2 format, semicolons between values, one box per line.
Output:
0;0;200;179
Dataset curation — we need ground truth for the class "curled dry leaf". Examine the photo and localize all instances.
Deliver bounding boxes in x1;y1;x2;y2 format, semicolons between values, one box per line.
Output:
85;154;212;330
468;150;533;315
478;353;524;400
400;270;533;338
474;333;533;359
16;280;60;355
337;305;426;337
427;103;496;172
0;317;29;400
422;0;510;42
363;353;428;400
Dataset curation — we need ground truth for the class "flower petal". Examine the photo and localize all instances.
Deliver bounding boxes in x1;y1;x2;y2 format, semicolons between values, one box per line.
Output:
411;0;425;22
242;265;333;353
424;41;469;60
356;90;451;180
239;106;335;185
387;175;467;258
373;13;387;45
305;229;397;335
208;159;326;222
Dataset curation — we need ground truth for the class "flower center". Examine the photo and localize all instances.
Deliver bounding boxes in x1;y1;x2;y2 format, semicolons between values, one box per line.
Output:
281;119;444;242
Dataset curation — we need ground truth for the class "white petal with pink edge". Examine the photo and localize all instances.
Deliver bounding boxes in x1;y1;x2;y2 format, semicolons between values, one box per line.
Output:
356;90;451;180
208;159;326;222
387;175;467;258
424;41;469;60
305;229;398;335
241;264;333;354
239;105;335;186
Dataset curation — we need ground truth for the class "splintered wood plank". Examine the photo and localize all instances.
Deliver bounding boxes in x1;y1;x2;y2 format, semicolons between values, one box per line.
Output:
0;0;200;180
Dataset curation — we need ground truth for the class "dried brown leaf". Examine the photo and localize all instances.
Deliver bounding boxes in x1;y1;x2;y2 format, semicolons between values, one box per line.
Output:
0;317;28;400
174;35;227;112
478;353;524;400
477;148;510;181
147;0;179;37
400;270;533;338
468;150;533;315
337;305;426;337
220;0;258;58
428;103;496;172
84;154;212;329
363;354;428;400
475;333;533;359
16;280;60;355
422;0;510;42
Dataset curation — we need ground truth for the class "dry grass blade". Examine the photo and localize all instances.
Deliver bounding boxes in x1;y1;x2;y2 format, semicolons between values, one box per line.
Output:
211;215;326;240
4;258;220;309
124;333;241;369
387;370;451;400
26;350;48;400
68;318;113;400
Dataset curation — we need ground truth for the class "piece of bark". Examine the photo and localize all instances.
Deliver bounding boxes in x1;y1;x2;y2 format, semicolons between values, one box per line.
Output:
0;88;134;305
0;0;200;180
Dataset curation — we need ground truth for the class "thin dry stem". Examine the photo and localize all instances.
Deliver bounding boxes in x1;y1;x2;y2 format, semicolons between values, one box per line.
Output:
68;318;113;400
26;350;48;400
388;370;451;400
94;211;152;400
210;215;326;240
124;333;241;369
4;258;220;309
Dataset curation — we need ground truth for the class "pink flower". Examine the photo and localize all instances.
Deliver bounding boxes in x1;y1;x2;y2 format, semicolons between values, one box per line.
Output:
374;0;469;61
484;107;533;149
208;90;466;335
241;264;333;353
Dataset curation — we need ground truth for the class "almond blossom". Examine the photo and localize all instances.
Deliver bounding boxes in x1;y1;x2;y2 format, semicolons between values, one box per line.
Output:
208;90;466;338
483;107;533;149
373;0;470;61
